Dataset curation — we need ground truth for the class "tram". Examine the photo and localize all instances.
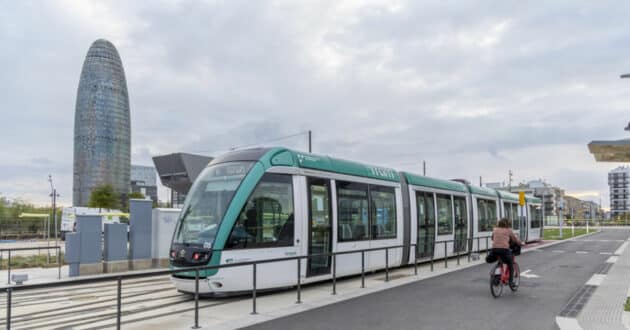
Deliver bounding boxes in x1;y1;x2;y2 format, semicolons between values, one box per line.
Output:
169;147;543;294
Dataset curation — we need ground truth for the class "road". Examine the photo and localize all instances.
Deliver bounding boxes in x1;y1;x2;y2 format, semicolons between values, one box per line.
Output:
243;229;630;330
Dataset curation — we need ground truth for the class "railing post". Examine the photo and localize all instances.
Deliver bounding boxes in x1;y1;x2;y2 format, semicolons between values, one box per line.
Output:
476;237;480;254
485;236;489;255
444;242;448;269
6;287;12;330
414;247;418;276
296;258;302;304
7;250;10;285
467;238;471;262
457;246;461;266
332;254;337;295
385;247;389;282
251;263;257;314
57;247;61;280
116;277;122;330
430;252;434;272
361;251;365;288
193;269;200;329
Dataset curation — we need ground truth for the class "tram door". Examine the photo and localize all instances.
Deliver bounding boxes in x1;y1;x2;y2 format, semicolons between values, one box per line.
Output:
416;192;435;258
307;178;332;277
519;207;528;242
453;196;468;253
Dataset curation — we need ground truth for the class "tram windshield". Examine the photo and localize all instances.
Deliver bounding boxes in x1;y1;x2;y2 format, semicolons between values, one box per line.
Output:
173;161;254;247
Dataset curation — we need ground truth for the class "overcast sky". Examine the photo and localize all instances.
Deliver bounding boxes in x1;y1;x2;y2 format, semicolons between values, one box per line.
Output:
2;1;630;208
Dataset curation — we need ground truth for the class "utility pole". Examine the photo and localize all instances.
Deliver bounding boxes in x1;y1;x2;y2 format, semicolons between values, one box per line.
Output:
48;175;59;247
308;130;312;153
508;170;514;192
479;176;483;186
422;161;426;176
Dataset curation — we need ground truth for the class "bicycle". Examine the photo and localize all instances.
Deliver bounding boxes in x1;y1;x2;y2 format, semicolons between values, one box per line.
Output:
489;255;520;298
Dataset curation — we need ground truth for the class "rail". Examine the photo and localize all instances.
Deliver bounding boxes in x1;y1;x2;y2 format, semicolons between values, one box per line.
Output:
0;246;62;285
1;237;492;329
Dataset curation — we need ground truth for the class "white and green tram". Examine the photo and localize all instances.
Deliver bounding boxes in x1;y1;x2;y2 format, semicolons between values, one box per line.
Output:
170;147;543;294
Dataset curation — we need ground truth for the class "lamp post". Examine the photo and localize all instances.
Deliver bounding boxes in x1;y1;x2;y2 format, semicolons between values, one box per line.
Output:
48;175;60;247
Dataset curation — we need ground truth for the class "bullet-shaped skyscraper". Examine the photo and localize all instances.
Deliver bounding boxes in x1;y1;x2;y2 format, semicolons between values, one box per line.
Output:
73;39;130;206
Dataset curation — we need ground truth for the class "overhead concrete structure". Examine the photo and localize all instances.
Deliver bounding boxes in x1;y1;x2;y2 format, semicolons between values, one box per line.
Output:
73;39;131;206
152;152;213;207
588;139;630;162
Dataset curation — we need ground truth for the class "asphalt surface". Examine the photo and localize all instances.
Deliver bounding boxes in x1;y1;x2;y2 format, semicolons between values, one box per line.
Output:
243;229;630;330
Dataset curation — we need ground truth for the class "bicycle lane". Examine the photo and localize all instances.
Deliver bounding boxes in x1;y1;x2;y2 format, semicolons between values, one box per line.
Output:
242;229;630;330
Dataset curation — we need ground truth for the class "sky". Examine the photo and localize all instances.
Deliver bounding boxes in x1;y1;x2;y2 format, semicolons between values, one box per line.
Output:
2;0;630;208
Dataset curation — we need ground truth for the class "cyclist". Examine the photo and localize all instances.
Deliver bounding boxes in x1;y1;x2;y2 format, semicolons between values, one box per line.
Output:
491;218;524;286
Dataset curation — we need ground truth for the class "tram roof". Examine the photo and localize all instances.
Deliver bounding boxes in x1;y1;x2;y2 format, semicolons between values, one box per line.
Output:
403;173;468;192
526;195;542;203
263;148;401;182
496;190;519;202
468;185;499;198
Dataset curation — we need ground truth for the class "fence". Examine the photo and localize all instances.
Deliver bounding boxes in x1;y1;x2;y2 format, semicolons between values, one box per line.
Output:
1;237;492;330
0;246;62;285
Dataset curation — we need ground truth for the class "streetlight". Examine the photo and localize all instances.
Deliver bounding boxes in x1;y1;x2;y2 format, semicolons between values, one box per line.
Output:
48;175;60;248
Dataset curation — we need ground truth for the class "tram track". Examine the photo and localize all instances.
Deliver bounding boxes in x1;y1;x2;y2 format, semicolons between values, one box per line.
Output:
0;280;173;308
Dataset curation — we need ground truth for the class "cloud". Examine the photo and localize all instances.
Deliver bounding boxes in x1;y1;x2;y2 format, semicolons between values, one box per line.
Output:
2;1;630;208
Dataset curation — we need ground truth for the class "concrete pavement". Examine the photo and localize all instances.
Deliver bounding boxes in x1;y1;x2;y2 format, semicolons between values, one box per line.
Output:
244;229;630;330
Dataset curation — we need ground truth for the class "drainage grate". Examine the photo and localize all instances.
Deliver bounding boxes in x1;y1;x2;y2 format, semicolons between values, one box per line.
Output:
559;285;597;317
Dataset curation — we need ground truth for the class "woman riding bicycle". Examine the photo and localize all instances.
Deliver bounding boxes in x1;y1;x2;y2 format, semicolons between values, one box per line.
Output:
491;218;524;286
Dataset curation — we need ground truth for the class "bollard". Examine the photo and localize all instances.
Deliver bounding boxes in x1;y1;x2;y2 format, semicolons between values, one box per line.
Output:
332;254;337;295
296;259;302;304
193;269;200;329
361;251;365;288
444;242;448;269
116;277;122;330
430;254;434;272
457;248;460;266
6;287;12;330
251;264;257;314
476;237;480;254
385;247;389;282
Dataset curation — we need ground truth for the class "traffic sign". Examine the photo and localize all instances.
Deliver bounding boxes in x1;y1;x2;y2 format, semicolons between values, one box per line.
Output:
519;191;526;206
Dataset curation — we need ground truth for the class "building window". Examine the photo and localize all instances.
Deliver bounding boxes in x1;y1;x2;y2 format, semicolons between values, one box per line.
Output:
436;194;453;235
226;173;294;249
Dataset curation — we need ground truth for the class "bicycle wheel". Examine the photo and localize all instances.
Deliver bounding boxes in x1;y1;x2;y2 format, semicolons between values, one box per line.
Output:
510;262;520;292
490;264;503;298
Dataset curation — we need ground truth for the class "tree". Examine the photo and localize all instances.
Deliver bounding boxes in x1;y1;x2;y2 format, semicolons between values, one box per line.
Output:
128;191;145;199
88;185;120;210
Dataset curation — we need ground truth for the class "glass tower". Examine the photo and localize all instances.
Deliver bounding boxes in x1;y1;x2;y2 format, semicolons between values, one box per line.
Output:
73;39;131;206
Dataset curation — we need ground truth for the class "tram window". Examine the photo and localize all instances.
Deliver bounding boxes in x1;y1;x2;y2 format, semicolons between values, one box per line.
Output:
337;181;369;241
370;186;396;239
436;194;453;235
477;199;496;232
225;173;294;249
453;196;467;227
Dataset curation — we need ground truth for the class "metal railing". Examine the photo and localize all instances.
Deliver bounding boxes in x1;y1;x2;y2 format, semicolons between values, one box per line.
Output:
0;246;62;285
1;237;492;329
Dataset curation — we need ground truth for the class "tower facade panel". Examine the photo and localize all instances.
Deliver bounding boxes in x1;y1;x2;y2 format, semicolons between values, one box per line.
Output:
73;39;130;206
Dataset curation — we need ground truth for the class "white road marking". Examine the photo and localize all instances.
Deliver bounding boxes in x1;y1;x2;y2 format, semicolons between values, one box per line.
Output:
585;274;606;286
520;269;540;279
576;251;588;254
614;242;629;256
555;316;583;330
599;252;613;255
606;256;618;264
552;250;565;253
